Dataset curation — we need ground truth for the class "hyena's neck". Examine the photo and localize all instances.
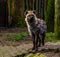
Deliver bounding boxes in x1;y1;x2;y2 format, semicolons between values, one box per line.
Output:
29;20;38;28
25;17;38;28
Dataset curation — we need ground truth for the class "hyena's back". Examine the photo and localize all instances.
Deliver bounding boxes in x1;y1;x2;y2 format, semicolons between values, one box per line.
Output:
37;19;47;34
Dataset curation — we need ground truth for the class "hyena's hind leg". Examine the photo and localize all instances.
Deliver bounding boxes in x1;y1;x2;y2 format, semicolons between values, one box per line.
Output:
38;35;41;47
41;33;46;46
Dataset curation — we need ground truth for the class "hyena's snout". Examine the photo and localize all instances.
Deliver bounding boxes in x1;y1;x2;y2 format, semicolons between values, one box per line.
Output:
28;15;35;22
30;15;34;19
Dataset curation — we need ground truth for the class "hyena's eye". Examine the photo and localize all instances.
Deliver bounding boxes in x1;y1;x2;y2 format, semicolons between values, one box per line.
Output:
24;10;28;15
33;10;36;14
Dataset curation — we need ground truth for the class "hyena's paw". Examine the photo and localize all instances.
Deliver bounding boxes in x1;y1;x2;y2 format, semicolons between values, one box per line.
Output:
38;44;41;47
42;42;45;46
32;47;35;50
38;43;41;47
35;47;38;51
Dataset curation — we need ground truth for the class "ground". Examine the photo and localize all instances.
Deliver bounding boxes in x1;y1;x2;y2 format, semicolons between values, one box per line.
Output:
0;28;60;57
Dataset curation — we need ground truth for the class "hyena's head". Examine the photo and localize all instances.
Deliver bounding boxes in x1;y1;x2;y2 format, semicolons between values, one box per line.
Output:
25;10;37;23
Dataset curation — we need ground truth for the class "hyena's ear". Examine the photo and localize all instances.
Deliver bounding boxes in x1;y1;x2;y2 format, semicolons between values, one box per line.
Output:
33;10;37;14
24;10;28;15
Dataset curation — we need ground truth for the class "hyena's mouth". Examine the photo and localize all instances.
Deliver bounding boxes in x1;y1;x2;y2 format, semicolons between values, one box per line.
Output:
28;18;35;23
27;16;35;23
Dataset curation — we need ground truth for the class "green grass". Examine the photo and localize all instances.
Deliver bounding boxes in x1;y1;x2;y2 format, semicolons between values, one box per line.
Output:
46;32;60;42
6;32;29;41
25;42;29;44
0;34;3;37
46;32;55;38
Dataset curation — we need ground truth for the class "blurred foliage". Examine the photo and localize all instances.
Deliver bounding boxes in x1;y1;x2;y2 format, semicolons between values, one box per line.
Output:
10;15;26;28
45;0;55;32
9;0;26;27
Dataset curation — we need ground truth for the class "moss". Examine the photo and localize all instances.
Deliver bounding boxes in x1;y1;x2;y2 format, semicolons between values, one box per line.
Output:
25;54;46;57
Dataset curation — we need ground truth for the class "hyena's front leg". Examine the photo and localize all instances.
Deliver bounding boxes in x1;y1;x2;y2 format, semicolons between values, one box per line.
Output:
31;33;35;50
35;34;39;51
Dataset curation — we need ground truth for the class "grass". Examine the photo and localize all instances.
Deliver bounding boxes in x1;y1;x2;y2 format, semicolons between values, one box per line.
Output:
0;34;3;37
25;42;29;44
6;32;60;42
6;32;29;41
46;32;55;38
46;32;60;42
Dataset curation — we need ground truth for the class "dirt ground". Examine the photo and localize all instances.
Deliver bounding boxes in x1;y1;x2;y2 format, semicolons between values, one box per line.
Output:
0;28;27;33
0;28;60;57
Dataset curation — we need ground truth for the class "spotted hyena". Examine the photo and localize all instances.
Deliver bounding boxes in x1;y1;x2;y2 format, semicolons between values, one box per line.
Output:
25;10;47;51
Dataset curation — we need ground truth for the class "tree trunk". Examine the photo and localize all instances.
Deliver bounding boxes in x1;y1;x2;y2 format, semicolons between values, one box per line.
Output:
55;0;60;38
44;0;48;11
45;0;55;32
8;0;11;26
